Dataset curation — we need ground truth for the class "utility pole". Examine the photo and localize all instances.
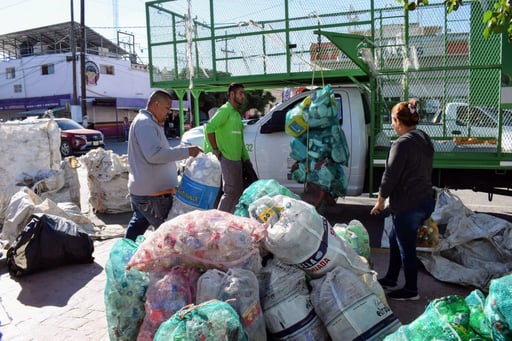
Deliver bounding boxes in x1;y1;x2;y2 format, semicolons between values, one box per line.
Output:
80;0;87;118
70;0;78;106
217;31;234;73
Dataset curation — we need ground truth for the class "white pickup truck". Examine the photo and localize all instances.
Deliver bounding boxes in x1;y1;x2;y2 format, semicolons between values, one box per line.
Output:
182;85;369;196
383;102;512;151
431;102;512;141
182;85;512;197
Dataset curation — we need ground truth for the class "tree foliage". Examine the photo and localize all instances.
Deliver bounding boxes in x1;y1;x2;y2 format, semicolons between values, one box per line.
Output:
482;0;512;41
398;0;512;42
199;88;277;115
177;67;276;115
240;89;276;114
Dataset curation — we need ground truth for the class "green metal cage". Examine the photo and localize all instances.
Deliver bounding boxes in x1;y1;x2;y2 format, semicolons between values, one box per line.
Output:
146;0;512;169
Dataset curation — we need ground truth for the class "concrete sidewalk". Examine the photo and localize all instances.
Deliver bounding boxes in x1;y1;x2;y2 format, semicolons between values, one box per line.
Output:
0;212;474;341
0;160;475;340
0;237;115;341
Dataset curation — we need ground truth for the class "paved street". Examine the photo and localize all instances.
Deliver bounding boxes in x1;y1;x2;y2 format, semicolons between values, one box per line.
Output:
0;216;474;340
0;138;510;340
0;238;116;341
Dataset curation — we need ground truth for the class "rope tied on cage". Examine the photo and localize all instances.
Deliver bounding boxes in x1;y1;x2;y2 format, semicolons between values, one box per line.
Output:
185;0;194;90
302;13;327;193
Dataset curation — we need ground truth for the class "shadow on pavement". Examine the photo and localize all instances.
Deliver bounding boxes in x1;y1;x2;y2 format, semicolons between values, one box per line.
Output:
4;261;103;308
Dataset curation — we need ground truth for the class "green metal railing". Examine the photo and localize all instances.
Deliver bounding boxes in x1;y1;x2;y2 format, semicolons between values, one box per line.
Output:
146;0;511;162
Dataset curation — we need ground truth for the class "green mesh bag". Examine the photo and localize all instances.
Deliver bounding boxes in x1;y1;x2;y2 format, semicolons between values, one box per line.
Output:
234;179;299;217
465;289;493;340
484;273;512;341
384;295;482;340
104;237;149;340
154;299;247;340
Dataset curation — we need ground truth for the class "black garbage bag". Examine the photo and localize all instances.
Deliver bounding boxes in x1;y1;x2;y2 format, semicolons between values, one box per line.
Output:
7;213;94;276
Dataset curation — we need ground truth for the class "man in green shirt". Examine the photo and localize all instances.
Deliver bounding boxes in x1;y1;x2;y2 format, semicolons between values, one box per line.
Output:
205;83;252;213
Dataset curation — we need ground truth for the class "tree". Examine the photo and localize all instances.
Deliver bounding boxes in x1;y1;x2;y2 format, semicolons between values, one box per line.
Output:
176;67;276;115
240;89;276;115
398;0;512;42
196;87;276;117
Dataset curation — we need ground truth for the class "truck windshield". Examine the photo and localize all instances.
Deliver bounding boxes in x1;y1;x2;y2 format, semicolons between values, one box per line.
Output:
484;107;512;126
504;110;512;126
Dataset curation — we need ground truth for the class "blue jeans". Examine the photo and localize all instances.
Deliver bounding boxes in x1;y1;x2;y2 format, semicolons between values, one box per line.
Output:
385;195;435;292
125;194;173;241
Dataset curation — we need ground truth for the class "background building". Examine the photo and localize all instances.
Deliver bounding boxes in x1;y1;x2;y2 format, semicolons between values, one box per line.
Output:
0;22;189;137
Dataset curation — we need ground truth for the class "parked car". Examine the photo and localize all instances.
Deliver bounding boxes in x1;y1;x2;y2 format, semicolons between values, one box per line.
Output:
54;118;105;156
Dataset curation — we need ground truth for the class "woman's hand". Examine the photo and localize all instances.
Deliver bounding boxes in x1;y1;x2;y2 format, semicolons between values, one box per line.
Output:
370;193;386;215
370;201;385;215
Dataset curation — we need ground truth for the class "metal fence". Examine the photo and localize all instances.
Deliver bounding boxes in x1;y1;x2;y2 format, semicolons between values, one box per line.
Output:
146;0;510;153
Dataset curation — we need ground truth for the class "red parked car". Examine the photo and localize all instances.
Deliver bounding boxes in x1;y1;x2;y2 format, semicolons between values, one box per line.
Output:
54;118;105;157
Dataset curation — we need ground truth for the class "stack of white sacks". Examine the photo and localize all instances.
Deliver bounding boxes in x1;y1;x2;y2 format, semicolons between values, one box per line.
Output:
106;154;401;340
80;148;131;214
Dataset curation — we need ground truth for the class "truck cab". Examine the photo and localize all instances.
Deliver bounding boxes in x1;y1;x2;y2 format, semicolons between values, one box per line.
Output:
182;85;371;196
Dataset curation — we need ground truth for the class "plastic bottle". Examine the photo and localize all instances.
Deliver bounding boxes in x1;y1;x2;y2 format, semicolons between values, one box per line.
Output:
285;96;311;137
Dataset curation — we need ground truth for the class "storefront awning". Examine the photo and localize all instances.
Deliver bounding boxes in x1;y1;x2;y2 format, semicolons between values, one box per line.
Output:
16;106;67;116
116;97;189;111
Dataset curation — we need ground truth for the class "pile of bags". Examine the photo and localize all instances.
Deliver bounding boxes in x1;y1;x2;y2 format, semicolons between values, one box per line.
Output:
80;148;131;214
104;179;401;340
285;84;350;199
381;188;512;289
0;118;61;224
419;188;512;289
384;274;512;340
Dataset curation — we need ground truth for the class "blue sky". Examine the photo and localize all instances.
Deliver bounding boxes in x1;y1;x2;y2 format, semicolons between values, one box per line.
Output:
0;0;150;61
0;0;463;65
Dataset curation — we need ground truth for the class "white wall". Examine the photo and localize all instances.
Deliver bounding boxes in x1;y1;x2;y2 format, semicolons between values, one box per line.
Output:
0;53;153;101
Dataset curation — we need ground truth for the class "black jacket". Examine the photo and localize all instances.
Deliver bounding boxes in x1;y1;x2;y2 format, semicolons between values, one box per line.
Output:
379;129;434;214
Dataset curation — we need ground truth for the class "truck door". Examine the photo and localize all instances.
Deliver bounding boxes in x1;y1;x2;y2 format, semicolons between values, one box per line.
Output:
252;95;307;192
251;88;367;196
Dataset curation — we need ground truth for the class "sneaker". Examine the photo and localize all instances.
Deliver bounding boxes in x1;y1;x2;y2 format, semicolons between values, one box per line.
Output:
378;278;398;291
387;288;420;301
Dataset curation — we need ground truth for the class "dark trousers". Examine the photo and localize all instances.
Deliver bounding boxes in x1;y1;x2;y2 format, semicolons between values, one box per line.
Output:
386;195;435;291
217;157;243;214
125;194;173;241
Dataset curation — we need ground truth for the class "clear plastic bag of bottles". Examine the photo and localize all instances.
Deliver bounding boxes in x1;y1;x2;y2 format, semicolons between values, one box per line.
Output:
104;237;149;340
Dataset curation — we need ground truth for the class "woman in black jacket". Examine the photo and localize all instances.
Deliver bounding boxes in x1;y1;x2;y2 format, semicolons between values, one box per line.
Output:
371;99;435;301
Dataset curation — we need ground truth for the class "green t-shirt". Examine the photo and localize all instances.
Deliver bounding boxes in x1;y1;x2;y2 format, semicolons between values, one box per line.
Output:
204;102;249;161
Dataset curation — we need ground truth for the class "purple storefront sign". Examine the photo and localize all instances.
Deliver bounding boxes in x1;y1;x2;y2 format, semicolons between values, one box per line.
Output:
0;95;72;110
1;95;190;114
116;97;146;109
